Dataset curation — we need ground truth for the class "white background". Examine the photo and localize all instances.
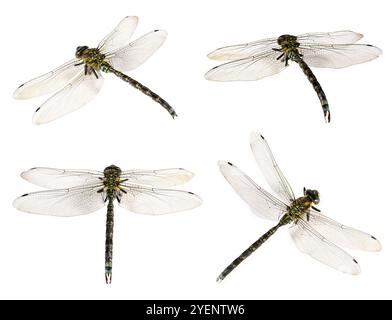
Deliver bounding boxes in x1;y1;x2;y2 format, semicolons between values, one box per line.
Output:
0;0;390;299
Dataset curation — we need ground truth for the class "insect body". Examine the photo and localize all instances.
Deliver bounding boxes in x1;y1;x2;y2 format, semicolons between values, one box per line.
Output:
14;16;176;124
206;31;382;122
217;133;381;281
13;165;202;283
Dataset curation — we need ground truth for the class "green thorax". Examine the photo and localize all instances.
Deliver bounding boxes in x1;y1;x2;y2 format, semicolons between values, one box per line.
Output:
75;46;106;71
103;165;122;195
282;194;316;224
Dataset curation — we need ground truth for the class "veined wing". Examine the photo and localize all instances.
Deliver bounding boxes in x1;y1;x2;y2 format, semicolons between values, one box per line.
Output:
205;51;285;81
299;43;382;68
13;59;83;100
120;168;193;187
13;184;104;216
118;184;202;215
297;30;363;44
207;38;278;61
249;132;295;203
290;218;361;275
33;70;104;124
98;16;139;53
218;161;288;221
306;209;381;251
21;167;103;189
104;29;167;72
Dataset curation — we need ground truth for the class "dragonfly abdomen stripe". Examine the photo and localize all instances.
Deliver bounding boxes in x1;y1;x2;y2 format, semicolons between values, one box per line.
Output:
102;64;178;119
105;196;115;284
290;52;330;123
217;220;287;282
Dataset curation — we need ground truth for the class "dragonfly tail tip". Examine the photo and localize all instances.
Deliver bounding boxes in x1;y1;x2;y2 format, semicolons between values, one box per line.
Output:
105;272;112;284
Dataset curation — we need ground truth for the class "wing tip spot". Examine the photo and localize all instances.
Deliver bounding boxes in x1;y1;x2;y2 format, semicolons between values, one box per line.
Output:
353;259;358;264
21;193;28;197
227;162;233;166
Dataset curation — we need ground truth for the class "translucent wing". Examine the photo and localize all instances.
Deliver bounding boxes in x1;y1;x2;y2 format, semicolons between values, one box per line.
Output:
306;209;381;251
13;59;83;100
218;161;288;221
98;16;139;53
21;167;103;189
33;70;104;124
249;132;295;203
207;38;278;61
290;218;361;275
297;30;363;44
118;184;202;215
205;51;286;81
105;30;167;71
120;168;193;187
299;44;382;68
13;184;105;217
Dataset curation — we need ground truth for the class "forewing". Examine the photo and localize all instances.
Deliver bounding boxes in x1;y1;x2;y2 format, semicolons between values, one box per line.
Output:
250;132;295;202
105;30;167;71
98;16;139;53
118;184;202;215
218;161;287;221
207;37;278;61
306;209;381;251
33;70;104;124
297;30;363;44
21;167;103;189
299;44;382;68
120;168;193;187
205;51;285;81
290;218;361;275
13;184;104;216
14;59;83;100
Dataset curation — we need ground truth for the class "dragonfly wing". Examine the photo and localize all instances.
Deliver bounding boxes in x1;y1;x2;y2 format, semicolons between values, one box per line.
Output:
33;70;104;124
205;51;285;81
207;38;278;61
250;132;295;203
306;209;381;251
105;30;167;72
118;184;202;215
290;218;361;275
120;168;193;187
218;161;287;221
21;167;103;189
14;59;82;100
98;16;139;53
13;184;105;216
299;44;382;68
297;30;363;44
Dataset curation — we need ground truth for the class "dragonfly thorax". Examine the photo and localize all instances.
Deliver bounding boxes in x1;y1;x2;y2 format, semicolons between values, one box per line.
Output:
75;46;106;70
103;165;122;190
277;34;300;50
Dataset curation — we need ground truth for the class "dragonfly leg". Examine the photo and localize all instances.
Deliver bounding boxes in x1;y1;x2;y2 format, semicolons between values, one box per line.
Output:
74;61;84;67
276;53;284;61
92;69;99;79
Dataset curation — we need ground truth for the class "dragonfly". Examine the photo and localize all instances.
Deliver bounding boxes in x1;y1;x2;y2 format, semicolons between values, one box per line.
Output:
205;31;382;122
217;132;381;282
13;165;202;283
13;16;177;124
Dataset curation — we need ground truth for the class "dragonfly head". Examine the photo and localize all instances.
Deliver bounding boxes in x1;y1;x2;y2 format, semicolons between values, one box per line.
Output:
104;165;122;176
277;34;299;48
304;188;320;205
75;46;89;58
